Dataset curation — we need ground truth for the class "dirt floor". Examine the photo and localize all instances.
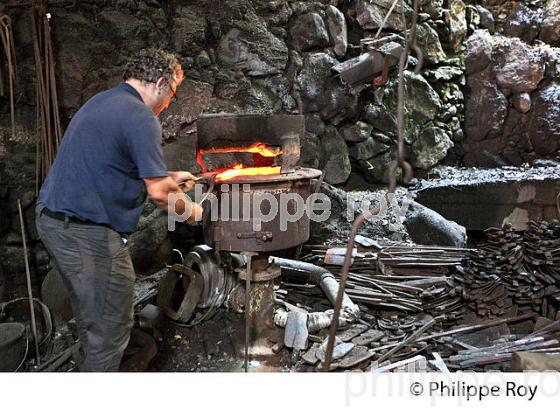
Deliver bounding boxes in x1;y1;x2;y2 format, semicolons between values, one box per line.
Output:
149;310;296;372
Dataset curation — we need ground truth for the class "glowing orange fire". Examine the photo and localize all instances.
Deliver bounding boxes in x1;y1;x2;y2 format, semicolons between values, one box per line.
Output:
197;142;283;182
215;164;282;182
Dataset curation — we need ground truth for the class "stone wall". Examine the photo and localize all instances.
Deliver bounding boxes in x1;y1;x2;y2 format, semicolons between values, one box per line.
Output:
1;1;558;181
461;0;560;167
1;0;473;186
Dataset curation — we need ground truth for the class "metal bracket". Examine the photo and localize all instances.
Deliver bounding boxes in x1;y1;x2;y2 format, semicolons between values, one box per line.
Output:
236;231;273;243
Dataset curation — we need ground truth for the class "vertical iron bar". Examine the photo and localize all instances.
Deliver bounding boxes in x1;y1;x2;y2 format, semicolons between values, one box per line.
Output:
18;199;41;366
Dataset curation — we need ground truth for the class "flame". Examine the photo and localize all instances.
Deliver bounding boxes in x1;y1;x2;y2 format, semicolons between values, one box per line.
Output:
215;164;281;182
197;142;283;181
197;142;282;171
199;142;281;158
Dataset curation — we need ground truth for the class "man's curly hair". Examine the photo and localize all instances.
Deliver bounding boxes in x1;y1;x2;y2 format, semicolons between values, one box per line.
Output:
122;48;182;83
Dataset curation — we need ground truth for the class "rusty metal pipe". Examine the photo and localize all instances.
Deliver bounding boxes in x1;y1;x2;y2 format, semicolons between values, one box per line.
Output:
271;257;359;317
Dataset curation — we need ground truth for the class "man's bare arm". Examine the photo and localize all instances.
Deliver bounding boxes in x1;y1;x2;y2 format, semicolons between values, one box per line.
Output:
144;176;202;223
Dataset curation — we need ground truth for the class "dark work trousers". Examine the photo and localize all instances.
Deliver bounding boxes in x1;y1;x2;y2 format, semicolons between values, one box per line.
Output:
35;203;135;372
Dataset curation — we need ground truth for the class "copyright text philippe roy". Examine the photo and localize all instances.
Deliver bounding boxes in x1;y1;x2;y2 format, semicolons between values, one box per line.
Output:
344;373;556;406
412;381;538;401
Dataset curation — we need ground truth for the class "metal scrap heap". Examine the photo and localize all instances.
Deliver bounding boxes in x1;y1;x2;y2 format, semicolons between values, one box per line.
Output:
456;221;560;319
278;221;560;372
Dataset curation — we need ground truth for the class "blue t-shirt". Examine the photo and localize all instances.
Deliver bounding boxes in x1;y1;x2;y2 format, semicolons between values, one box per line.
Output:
39;82;168;233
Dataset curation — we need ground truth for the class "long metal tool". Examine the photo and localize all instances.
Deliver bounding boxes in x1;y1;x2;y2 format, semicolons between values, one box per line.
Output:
372;0;400;41
0;9;17;147
18;199;41;366
32;4;62;192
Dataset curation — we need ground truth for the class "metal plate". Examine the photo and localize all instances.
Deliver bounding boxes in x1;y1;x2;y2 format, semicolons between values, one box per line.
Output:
196;114;304;149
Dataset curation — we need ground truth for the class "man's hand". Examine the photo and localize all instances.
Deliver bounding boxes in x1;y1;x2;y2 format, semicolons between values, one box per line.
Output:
144;175;203;224
169;171;199;192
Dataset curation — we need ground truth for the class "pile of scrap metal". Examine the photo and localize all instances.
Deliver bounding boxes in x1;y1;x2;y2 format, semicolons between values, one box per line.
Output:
273;225;560;372
271;240;470;370
278;296;548;371
276;282;557;373
272;257;361;358
455;221;560;320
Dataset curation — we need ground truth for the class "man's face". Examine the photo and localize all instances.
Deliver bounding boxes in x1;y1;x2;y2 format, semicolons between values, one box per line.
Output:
153;68;184;116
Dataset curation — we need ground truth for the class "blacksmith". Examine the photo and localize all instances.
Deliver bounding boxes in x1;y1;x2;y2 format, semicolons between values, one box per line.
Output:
35;48;201;371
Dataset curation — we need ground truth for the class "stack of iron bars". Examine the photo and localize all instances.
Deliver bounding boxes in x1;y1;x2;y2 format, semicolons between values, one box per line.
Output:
455;221;560;320
524;221;560;319
279;241;471;371
377;245;468;327
296;242;469;327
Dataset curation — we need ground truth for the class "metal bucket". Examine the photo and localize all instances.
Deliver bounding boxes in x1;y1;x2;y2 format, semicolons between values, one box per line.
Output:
0;322;27;372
